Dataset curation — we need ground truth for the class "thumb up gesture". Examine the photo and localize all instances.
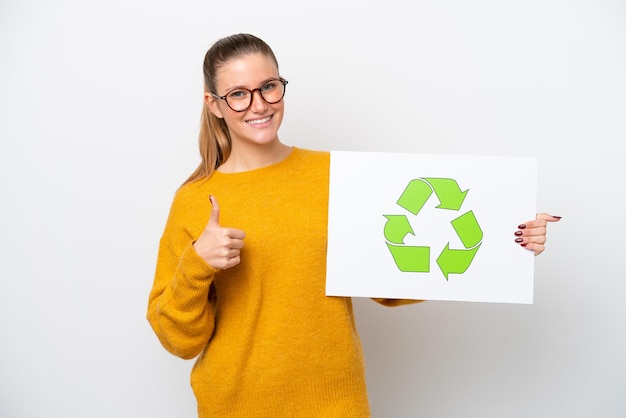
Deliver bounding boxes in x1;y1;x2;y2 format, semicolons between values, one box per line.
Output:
193;196;246;270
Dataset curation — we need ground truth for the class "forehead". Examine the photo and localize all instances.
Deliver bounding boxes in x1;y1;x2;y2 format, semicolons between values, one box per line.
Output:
214;53;279;90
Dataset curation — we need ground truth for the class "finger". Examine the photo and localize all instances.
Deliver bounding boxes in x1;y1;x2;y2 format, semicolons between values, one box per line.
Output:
536;213;562;223
523;242;545;256
518;213;562;230
224;255;241;269
208;195;220;227
519;226;547;237
513;234;546;255
518;234;547;244
215;246;241;259
226;236;245;249
212;256;241;271
227;228;246;240
518;219;544;229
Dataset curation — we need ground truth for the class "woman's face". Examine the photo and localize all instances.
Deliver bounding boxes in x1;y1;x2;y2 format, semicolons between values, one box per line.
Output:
207;53;284;149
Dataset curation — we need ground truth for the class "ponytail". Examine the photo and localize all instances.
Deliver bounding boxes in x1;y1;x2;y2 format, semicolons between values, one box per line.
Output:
182;98;232;186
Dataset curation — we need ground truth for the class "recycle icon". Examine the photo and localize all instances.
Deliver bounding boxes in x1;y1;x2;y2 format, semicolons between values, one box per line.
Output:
383;178;483;280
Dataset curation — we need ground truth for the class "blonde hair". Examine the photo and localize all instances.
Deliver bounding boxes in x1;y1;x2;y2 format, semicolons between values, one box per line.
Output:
182;34;279;186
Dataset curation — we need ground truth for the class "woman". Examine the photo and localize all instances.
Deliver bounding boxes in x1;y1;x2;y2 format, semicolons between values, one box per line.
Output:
147;33;561;417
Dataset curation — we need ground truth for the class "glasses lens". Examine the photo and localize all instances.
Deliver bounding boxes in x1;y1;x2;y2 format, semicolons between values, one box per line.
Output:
260;79;286;104
225;89;252;112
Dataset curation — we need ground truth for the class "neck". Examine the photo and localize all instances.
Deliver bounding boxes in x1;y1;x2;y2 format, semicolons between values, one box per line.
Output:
218;140;292;173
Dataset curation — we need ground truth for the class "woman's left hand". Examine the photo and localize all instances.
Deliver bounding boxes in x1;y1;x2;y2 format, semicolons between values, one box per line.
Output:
515;213;562;256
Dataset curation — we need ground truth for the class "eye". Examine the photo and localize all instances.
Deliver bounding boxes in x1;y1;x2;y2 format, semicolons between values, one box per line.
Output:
228;89;250;100
261;81;279;92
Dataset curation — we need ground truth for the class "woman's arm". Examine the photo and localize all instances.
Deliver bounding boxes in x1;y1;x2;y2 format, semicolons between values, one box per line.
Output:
147;239;218;360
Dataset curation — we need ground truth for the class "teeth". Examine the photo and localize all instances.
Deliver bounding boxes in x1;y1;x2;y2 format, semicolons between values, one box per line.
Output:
247;116;271;125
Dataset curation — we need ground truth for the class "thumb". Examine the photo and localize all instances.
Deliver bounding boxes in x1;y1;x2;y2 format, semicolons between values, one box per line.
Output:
208;195;220;227
537;212;562;223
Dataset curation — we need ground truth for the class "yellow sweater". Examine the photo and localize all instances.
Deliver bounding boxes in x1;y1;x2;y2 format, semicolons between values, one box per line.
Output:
148;148;414;417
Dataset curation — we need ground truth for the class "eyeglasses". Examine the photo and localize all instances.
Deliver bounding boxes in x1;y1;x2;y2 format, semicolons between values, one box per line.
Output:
211;78;288;112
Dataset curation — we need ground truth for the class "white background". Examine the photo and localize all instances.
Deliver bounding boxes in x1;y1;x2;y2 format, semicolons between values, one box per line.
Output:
0;0;624;417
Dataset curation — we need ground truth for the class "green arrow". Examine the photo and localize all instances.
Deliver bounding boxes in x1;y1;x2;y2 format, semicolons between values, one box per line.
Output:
386;243;430;272
436;243;481;280
383;215;414;244
397;179;433;215
423;178;468;210
451;210;483;248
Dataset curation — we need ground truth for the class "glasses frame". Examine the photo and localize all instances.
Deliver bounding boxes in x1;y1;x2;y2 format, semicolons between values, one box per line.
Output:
211;77;289;113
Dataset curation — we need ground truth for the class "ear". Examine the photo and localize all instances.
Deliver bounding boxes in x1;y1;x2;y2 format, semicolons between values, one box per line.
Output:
205;92;224;119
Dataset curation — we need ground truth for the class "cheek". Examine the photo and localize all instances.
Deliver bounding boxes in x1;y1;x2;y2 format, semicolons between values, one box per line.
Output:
272;103;285;125
221;109;243;127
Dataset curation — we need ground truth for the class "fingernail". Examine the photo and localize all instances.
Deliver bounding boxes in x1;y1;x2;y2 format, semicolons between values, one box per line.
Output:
518;224;527;229
521;243;527;247
515;238;523;243
514;231;523;236
553;215;562;219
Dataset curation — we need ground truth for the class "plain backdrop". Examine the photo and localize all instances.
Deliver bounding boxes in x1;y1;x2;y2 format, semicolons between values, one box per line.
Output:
1;0;624;417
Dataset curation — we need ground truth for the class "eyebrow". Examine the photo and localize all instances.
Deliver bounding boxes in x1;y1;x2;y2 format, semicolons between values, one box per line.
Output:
223;77;281;94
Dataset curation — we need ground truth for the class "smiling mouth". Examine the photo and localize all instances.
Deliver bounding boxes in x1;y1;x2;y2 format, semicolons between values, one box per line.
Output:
246;115;272;125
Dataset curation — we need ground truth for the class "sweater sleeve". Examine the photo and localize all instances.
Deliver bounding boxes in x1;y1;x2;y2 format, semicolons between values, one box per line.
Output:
147;196;218;360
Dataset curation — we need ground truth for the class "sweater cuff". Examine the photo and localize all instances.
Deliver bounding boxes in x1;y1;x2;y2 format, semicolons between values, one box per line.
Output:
180;241;218;277
171;242;219;299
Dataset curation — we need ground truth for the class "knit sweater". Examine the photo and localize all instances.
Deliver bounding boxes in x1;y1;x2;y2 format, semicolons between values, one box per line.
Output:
147;147;416;417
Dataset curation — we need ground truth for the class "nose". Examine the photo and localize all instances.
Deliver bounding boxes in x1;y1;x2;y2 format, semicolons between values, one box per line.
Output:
249;89;267;112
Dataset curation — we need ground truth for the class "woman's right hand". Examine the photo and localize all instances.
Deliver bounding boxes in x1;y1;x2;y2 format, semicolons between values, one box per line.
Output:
193;195;246;270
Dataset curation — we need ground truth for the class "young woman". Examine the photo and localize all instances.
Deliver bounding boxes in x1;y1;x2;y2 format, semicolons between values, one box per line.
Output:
147;33;561;417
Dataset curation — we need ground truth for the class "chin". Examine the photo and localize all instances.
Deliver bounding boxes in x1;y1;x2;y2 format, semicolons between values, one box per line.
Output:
247;131;280;145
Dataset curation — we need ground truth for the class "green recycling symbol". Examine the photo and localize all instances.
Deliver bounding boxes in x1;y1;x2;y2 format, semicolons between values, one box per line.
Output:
383;178;483;280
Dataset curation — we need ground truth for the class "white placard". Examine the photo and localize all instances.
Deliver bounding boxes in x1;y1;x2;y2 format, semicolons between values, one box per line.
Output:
326;151;537;304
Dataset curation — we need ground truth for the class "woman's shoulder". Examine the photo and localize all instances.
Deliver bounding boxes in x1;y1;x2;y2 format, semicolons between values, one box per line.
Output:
169;176;213;213
291;147;330;164
285;148;330;184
